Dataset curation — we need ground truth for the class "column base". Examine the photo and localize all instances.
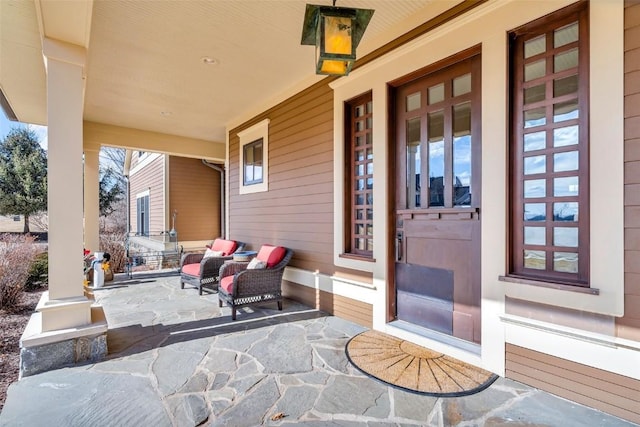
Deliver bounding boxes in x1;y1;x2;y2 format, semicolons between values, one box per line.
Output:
19;305;108;378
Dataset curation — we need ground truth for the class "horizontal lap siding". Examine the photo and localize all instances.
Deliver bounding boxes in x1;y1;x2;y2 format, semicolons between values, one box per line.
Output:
506;344;640;424
282;281;373;329
620;1;640;341
168;156;220;242
229;82;344;277
129;155;164;234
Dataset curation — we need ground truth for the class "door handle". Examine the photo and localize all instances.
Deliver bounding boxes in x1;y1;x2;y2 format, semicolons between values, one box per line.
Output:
395;232;403;262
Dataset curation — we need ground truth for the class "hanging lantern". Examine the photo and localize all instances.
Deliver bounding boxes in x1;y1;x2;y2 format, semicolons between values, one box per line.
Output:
300;3;374;76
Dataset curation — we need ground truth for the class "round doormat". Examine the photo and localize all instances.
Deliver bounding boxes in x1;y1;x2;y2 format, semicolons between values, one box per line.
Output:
346;330;498;397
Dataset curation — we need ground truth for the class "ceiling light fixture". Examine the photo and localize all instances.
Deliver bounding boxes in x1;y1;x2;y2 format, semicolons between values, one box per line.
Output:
300;1;374;76
201;57;219;65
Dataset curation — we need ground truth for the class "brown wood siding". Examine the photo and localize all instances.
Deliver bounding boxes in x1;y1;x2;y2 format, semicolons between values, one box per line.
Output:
228;81;371;283
620;1;640;341
168;156;221;242
282;281;373;329
506;344;640;424
129;155;164;234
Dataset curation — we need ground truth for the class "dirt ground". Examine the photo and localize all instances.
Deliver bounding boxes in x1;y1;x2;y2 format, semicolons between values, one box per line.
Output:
0;288;45;412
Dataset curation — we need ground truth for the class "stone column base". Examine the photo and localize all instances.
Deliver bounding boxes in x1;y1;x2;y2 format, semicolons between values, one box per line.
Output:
19;306;108;378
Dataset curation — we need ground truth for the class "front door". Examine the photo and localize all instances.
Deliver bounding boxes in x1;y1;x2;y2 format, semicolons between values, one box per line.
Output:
393;52;482;344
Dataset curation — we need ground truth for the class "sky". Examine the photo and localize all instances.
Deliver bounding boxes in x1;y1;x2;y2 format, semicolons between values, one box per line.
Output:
0;110;48;149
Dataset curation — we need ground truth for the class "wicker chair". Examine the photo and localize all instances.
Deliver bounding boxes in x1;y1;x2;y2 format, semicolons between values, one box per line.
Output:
180;239;245;295
218;245;293;320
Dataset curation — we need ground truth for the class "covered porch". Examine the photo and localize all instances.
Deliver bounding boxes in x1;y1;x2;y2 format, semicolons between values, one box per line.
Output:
1;271;632;426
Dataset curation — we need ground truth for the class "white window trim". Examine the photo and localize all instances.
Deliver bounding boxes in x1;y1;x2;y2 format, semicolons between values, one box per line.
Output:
129;152;162;176
238;119;269;194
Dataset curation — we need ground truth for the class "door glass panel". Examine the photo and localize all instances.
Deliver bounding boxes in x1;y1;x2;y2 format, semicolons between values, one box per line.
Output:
406;92;421;112
554;227;578;247
554;22;578;48
525;59;545;81
366;101;372;114
554;252;578;273
525;35;545;58
453;103;472;206
356;179;364;190
453;74;471;96
524;179;546;198
554;100;579;122
554;151;578;172
356;149;365;161
355;194;364;205
524;203;546;221
428;84;444;105
428;110;445;207
524;83;545;104
406;118;421;208
524;155;546;175
355;135;364;146
553;125;578;147
524;250;545;269
553;202;578;221
524;108;546;128
355;104;364;117
554;48;578;73
524;226;545;245
524;131;546;152
553;74;578;98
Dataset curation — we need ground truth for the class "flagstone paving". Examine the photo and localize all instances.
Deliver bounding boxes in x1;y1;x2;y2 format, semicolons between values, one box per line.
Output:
0;272;636;426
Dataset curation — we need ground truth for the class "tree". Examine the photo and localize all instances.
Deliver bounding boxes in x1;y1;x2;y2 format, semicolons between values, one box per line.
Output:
98;147;126;232
0;128;47;233
99;167;124;217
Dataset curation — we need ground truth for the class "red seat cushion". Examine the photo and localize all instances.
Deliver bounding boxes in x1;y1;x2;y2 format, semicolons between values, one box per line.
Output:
182;263;200;277
256;245;286;268
210;239;238;256
220;275;234;294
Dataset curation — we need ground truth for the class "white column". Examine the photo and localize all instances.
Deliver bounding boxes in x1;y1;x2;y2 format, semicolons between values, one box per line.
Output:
38;38;92;331
83;144;100;254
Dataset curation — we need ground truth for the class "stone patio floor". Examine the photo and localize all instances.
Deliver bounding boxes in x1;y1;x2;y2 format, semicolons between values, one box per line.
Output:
0;271;637;427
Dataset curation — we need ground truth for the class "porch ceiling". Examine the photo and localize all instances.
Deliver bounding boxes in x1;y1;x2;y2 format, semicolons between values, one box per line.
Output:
1;0;455;143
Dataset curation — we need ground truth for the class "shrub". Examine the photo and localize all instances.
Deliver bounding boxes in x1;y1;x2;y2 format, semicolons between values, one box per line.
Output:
25;251;48;290
99;231;126;273
0;233;37;309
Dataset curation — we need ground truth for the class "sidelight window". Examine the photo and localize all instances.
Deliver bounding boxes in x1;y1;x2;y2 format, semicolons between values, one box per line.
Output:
509;3;589;285
345;93;373;257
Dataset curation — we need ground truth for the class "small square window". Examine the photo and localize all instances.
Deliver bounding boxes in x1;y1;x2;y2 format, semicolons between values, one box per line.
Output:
238;119;270;194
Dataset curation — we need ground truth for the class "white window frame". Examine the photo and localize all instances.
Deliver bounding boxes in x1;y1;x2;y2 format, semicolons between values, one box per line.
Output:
238;119;270;194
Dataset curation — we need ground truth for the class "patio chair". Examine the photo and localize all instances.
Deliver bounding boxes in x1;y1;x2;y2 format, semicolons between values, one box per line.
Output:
218;245;293;320
180;238;245;295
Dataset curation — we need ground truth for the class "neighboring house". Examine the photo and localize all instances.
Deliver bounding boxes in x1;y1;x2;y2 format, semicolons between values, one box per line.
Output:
0;214;46;233
124;151;222;267
1;1;639;423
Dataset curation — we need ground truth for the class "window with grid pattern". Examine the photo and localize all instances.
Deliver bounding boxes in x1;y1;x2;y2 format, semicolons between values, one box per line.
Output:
509;2;589;286
345;93;373;257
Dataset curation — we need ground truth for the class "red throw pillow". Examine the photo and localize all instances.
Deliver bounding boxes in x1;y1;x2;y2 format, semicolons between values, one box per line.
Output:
210;239;238;256
256;245;286;268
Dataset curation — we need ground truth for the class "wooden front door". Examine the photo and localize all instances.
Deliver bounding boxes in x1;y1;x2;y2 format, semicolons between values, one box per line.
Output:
393;52;482;344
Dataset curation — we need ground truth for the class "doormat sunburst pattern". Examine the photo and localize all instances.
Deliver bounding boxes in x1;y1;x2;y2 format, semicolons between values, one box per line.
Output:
346;330;498;397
